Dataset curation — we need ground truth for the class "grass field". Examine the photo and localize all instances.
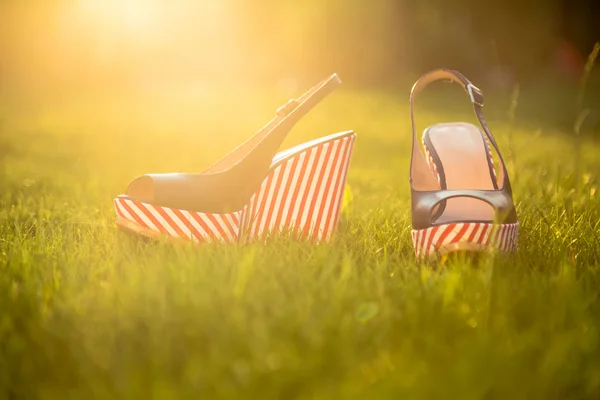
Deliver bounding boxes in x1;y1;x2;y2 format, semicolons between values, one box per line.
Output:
1;81;600;399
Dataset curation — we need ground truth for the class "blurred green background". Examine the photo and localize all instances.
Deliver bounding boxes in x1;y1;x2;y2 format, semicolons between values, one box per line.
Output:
1;0;599;131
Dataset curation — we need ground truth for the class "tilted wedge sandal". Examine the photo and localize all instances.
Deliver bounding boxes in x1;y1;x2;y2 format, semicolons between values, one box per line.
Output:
409;69;518;260
114;74;356;244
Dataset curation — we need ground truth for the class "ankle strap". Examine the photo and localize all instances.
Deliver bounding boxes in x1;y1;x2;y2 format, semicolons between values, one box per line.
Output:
273;73;341;125
410;69;484;108
409;68;508;190
202;73;342;176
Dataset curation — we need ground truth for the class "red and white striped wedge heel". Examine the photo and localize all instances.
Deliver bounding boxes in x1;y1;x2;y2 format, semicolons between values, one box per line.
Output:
240;132;355;242
114;74;356;244
408;69;518;260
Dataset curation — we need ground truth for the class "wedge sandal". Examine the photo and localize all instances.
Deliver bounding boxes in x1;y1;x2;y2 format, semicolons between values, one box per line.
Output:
409;69;518;259
114;74;356;244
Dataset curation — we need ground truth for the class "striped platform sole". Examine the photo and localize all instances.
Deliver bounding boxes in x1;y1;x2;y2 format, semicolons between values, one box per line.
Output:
114;197;241;243
114;132;356;244
241;133;355;242
411;222;519;259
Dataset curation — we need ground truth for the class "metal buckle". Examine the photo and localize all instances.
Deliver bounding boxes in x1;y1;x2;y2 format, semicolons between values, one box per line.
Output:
467;83;484;107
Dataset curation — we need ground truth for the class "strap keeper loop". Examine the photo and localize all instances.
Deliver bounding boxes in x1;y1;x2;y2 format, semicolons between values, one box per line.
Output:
276;99;299;116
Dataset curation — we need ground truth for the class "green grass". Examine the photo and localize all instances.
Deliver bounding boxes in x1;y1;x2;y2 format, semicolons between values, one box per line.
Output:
1;83;600;399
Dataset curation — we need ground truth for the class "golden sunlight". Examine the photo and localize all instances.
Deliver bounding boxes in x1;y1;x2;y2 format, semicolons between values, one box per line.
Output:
78;0;164;36
0;0;303;95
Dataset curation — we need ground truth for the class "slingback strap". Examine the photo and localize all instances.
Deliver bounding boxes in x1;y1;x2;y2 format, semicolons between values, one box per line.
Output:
272;73;342;134
124;74;344;214
201;73;342;175
277;74;341;117
409;69;517;230
409;68;508;191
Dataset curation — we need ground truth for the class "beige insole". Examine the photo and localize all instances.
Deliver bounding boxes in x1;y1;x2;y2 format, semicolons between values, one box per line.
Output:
425;122;496;224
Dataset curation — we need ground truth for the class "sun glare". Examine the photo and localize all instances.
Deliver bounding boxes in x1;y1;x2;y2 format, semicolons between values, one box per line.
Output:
2;0;253;92
79;0;162;36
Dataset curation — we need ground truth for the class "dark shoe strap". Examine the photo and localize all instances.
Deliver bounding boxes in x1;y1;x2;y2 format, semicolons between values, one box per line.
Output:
128;74;344;214
411;188;517;229
409;68;509;191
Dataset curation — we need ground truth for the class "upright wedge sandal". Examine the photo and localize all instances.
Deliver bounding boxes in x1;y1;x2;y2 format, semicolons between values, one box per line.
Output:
409;69;518;260
114;74;356;244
